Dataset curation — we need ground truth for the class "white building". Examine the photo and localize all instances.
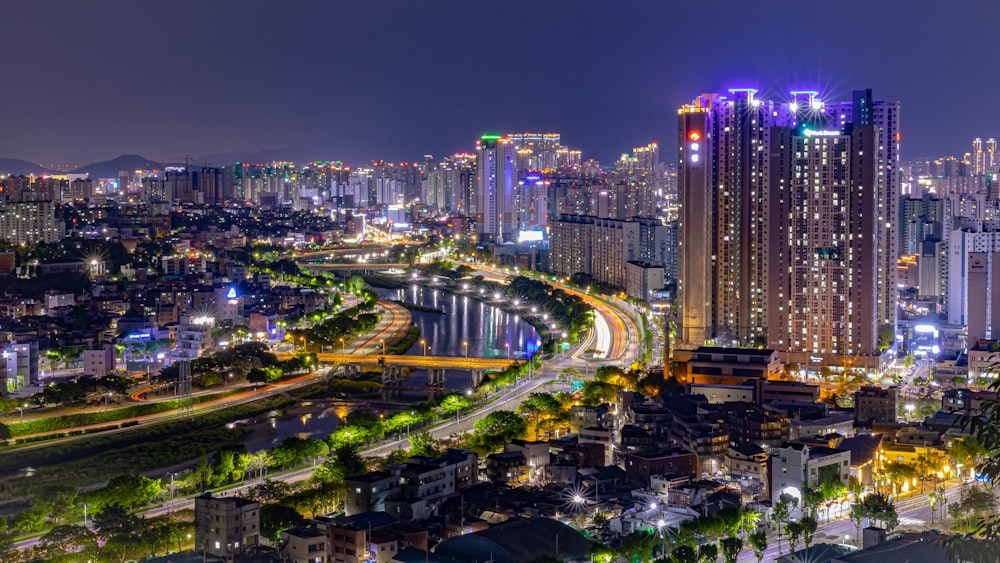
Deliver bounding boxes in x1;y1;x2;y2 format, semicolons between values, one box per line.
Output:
82;344;115;376
476;135;516;242
770;443;851;503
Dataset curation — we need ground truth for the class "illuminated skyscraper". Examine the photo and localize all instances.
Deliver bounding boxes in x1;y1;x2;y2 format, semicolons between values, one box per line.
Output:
768;123;881;359
677;86;899;357
677;89;776;346
475;135;516;242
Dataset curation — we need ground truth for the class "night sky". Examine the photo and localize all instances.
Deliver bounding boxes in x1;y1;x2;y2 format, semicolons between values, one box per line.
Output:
3;0;997;167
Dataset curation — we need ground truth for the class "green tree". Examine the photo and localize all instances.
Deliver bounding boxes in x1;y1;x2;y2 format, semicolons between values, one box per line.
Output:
672;544;697;563
720;537;743;563
93;504;145;563
772;495;793;555
37;524;97;562
748;529;768;563
0;517;18;563
785;520;803;553
697;542;718;563
800;515;818;547
468;410;527;455
260;503;307;543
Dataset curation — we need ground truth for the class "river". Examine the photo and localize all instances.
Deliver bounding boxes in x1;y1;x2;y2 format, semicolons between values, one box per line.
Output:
244;284;541;449
375;285;541;390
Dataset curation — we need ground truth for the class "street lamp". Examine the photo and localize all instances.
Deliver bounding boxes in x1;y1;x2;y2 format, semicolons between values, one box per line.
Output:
104;392;113;410
505;343;510;360
905;403;915;421
17;404;24;422
463;341;469;358
381;339;386;356
340;337;345;353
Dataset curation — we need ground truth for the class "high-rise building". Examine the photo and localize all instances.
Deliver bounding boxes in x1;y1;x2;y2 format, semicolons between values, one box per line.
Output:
678;87;899;356
0;201;63;244
768;122;881;358
678;89;775;346
475;135;516;242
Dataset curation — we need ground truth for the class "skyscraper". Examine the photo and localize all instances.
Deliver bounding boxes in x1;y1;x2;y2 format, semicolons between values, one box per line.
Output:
677;86;899;361
677;89;775;346
768;122;881;358
475;135;515;242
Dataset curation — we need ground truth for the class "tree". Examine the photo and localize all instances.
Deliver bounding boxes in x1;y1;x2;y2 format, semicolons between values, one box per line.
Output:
748;529;768;563
621;529;656;563
88;474;162;511
855;492;899;533
93;504;145;563
0;517;18;563
800;515;818;548
37;524;97;562
785;521;803;553
468;410;527;455
588;542;616;563
720;537;743;563
259;503;307;543
772;495;793;555
671;545;697;563
697;542;718;563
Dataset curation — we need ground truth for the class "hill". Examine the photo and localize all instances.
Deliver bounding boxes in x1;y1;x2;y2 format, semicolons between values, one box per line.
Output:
71;154;164;179
0;158;51;176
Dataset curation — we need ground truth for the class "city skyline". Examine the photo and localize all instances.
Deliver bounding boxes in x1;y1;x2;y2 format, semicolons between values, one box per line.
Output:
2;0;998;166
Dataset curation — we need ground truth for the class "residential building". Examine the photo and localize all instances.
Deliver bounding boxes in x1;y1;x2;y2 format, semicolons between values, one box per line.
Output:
194;493;260;558
343;471;400;516
768;121;882;363
942;388;998;415
485;451;529;486
725;444;769;493
677;89;775;347
623;448;699;487
770;443;851;502
0;201;63;244
281;525;328;563
326;512;398;563
854;386;898;424
504;440;549;480
475;135;516;242
723;403;790;448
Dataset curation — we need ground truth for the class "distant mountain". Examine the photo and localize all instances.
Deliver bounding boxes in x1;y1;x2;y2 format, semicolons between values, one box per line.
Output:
0;158;51;176
71;154;165;179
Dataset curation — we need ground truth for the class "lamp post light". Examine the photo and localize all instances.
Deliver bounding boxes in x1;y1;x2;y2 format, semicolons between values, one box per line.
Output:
421;339;428;356
505;343;510;360
340;337;345;353
905;403;915;421
17;404;24;422
463;341;469;358
381;339;386;356
104;392;113;410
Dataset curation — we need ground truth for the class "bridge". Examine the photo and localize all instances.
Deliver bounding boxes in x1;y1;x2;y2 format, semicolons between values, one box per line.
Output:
273;352;515;370
274;352;515;397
